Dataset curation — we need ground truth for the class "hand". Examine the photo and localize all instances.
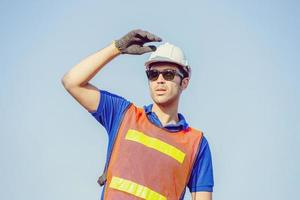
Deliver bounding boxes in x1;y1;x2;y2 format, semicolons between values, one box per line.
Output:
115;29;162;55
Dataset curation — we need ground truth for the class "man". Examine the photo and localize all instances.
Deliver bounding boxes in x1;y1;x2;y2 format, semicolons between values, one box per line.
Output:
62;29;214;200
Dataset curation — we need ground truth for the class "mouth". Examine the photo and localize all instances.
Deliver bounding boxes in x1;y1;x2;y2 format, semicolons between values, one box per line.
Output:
155;86;167;91
156;89;166;91
155;88;167;93
155;88;167;95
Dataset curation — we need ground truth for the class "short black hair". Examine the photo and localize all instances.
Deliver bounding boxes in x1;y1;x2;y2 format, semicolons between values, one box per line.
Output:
177;66;189;79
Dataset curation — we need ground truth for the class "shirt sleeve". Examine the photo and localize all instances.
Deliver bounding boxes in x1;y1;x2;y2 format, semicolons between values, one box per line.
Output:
187;136;214;192
88;90;131;136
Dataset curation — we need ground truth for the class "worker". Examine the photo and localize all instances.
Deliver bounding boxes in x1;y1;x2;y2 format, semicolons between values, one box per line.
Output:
62;29;214;200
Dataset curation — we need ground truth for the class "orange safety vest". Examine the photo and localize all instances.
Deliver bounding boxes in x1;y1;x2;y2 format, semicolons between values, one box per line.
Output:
103;104;203;200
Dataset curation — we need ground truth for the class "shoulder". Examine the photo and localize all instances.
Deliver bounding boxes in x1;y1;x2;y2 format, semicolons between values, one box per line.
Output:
125;103;146;120
100;90;129;102
99;90;130;108
89;89;132;124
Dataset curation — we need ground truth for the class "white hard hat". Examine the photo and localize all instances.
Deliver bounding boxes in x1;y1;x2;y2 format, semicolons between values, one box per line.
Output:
144;42;191;78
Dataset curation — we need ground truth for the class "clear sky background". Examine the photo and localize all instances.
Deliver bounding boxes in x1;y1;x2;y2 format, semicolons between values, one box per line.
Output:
1;0;299;200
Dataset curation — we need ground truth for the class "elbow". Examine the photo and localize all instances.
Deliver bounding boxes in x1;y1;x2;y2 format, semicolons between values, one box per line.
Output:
61;74;68;88
61;74;73;90
61;73;85;90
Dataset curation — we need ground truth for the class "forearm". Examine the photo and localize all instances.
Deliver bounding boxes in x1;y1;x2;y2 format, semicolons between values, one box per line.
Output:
62;42;120;88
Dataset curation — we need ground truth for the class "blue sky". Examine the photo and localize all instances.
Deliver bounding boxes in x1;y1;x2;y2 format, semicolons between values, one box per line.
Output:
1;1;299;200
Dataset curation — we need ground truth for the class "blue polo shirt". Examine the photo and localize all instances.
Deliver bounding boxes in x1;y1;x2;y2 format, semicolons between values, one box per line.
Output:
89;90;214;199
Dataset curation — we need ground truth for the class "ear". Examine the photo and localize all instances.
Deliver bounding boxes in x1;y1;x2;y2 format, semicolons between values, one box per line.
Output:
180;77;189;90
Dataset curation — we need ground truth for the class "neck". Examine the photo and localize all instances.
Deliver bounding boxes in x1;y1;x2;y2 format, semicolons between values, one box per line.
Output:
152;100;179;127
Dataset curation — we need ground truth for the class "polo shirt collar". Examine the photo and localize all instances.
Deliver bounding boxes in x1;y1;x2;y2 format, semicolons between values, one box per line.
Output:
143;104;189;132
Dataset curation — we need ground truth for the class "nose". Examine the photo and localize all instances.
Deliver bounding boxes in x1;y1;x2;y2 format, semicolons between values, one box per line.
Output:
156;73;166;83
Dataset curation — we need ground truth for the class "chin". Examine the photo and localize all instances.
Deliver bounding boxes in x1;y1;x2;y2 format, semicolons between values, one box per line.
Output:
153;96;177;107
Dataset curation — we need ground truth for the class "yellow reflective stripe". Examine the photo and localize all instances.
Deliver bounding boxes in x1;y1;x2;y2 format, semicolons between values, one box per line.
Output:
125;129;185;163
110;176;166;200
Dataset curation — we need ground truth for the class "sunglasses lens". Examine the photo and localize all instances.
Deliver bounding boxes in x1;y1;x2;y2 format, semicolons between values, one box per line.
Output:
147;69;178;81
162;70;176;81
147;70;159;81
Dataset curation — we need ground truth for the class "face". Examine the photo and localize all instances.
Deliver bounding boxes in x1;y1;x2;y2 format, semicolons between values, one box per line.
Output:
147;62;189;106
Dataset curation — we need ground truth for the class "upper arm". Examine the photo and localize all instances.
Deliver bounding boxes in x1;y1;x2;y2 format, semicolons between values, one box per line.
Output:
62;81;100;112
63;80;131;136
191;191;212;200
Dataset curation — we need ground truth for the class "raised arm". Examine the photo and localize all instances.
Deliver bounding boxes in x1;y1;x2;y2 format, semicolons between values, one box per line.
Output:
61;42;120;112
61;29;162;112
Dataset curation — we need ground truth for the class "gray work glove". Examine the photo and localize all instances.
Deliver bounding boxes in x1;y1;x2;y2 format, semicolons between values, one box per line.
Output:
115;29;162;55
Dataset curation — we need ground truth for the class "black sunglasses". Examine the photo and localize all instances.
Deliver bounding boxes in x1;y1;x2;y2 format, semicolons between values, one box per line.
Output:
146;69;184;81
